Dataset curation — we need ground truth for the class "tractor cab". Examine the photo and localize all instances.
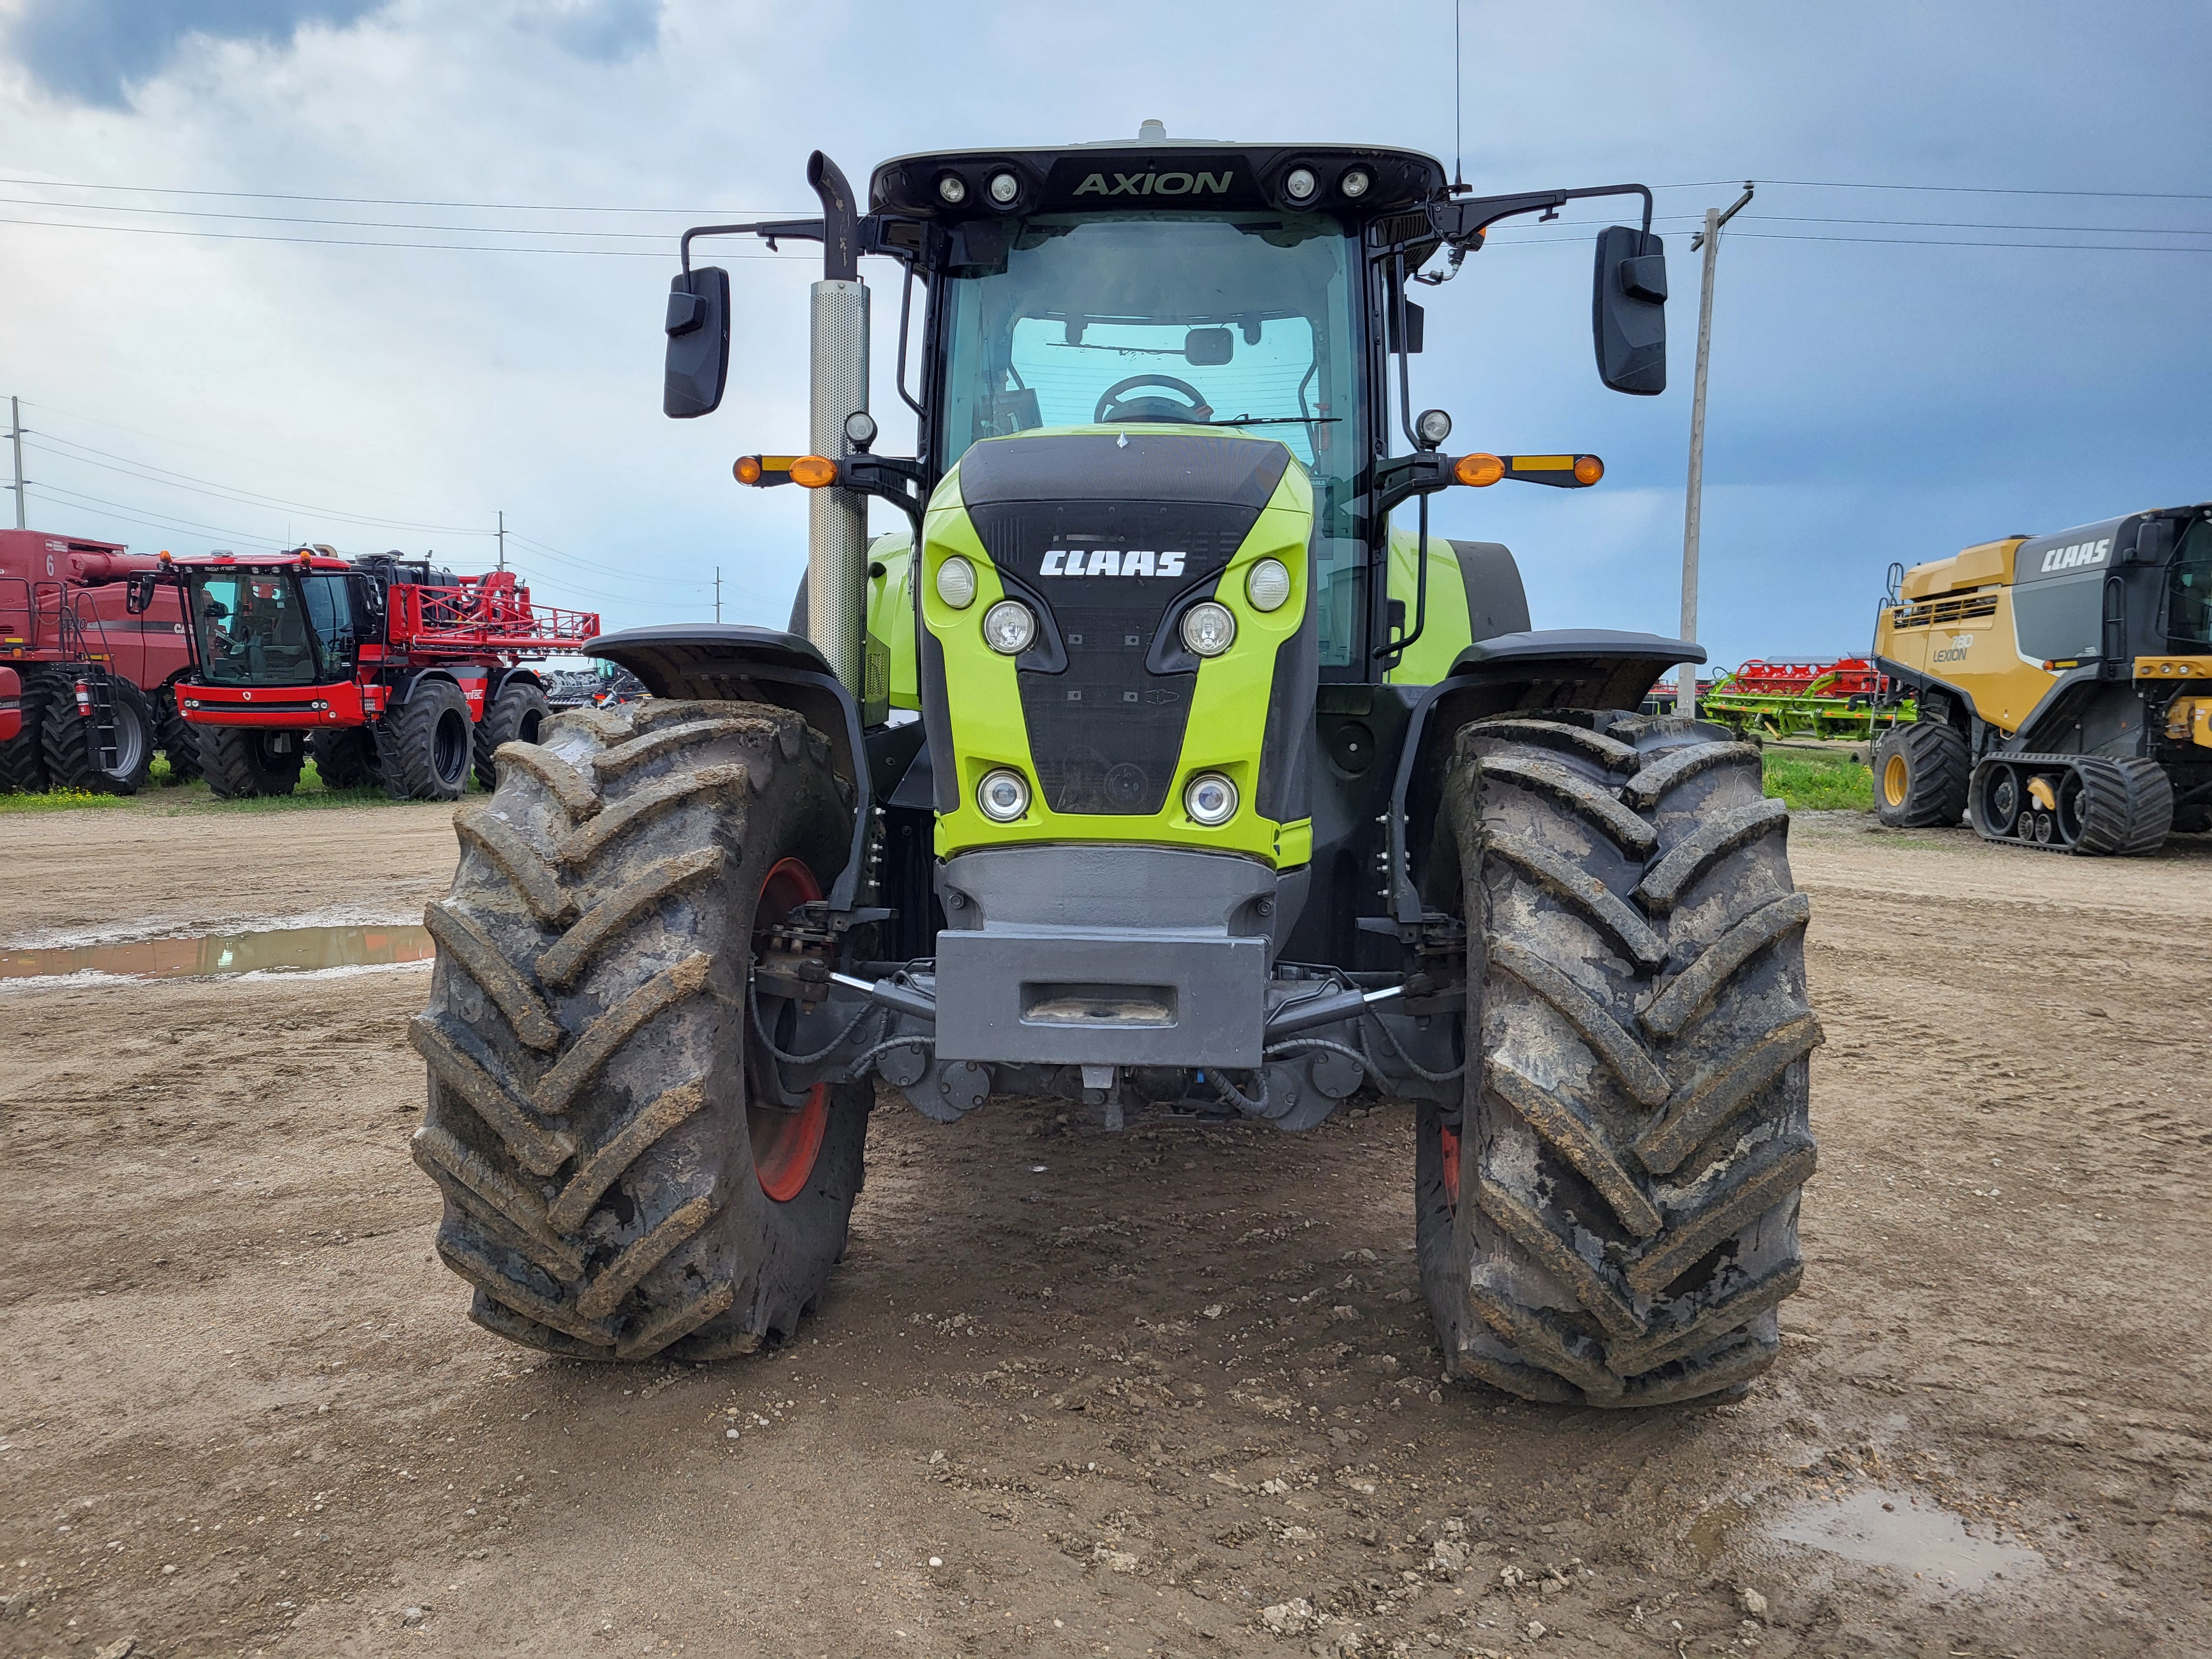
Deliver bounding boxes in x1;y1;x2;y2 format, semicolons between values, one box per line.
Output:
176;550;371;690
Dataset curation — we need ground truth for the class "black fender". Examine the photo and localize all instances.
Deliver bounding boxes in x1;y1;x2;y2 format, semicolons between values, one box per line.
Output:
484;664;545;704
585;624;879;913
1385;629;1703;928
389;666;469;707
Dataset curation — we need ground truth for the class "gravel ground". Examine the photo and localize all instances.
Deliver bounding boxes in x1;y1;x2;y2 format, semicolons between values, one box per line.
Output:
2;801;2208;1658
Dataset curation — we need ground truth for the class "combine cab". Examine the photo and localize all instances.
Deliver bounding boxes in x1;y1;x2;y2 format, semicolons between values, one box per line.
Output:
406;131;1820;1409
158;547;599;799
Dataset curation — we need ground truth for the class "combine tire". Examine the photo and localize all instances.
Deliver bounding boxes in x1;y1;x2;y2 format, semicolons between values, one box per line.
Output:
0;667;65;793
380;679;473;801
154;681;201;785
42;676;154;795
1873;720;1968;827
199;727;304;799
309;727;378;790
409;697;869;1362
473;678;551;792
1418;710;1819;1407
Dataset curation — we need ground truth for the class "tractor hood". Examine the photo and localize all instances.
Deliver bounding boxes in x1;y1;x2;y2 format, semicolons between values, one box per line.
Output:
920;426;1316;862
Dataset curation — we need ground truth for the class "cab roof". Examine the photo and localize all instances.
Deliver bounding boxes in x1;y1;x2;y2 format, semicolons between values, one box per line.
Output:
869;140;1448;222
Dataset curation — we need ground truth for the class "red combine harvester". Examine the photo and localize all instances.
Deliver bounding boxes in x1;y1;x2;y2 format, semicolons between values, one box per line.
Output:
158;547;600;800
0;528;194;794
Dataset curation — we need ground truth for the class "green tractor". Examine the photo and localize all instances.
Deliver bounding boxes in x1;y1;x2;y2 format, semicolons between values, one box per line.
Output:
409;129;1818;1407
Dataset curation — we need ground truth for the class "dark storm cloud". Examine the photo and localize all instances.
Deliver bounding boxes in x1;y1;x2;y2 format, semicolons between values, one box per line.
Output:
6;0;387;107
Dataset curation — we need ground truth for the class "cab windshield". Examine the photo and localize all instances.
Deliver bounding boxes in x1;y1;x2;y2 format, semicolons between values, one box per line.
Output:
189;570;356;686
2168;517;2212;648
937;212;1368;663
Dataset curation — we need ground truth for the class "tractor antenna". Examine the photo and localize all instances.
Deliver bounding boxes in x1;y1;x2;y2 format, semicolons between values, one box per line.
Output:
1451;0;1467;193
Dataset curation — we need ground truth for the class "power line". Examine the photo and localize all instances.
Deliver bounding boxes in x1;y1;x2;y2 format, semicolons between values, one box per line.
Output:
0;215;811;259
0;194;685;240
1667;178;2212;202
0;174;805;215
24;434;497;533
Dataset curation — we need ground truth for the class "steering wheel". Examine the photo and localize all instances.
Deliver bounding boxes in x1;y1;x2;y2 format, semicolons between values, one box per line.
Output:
1094;374;1214;425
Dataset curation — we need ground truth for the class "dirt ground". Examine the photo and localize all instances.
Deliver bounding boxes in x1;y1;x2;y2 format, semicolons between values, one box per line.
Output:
4;800;2209;1659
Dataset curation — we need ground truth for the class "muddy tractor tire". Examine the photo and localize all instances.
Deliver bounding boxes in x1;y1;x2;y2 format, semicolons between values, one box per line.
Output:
474;677;552;792
154;679;202;785
0;667;65;794
1417;711;1819;1407
42;675;155;795
409;697;871;1363
198;726;304;799
309;727;379;791
1873;719;1969;828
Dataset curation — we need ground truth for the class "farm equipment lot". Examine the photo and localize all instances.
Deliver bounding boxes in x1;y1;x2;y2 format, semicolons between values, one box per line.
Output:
2;806;2208;1658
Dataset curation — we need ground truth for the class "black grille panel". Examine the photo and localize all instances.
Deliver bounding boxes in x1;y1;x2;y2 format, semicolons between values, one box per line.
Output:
958;434;1291;816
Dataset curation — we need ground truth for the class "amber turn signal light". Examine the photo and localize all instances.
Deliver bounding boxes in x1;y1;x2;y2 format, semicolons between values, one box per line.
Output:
1573;455;1604;485
733;456;764;485
1454;452;1505;487
789;454;839;489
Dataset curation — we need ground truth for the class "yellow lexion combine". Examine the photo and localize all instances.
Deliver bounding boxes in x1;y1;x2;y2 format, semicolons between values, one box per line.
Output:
1871;502;2212;852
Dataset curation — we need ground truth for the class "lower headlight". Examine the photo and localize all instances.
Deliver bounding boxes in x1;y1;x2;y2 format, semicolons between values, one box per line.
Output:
977;768;1031;822
1180;599;1236;657
1183;771;1238;826
983;598;1037;655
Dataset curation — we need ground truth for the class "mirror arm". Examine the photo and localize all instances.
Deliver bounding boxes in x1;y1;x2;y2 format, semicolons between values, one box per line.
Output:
838;455;929;539
1421;182;1655;260
679;218;825;273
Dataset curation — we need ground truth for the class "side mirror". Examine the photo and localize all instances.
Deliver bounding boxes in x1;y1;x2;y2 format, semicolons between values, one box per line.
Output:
2127;516;2175;565
663;267;731;419
125;572;158;614
1592;226;1666;395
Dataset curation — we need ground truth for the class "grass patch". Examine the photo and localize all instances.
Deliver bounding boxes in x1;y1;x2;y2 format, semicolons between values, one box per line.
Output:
0;786;129;814
1764;747;1873;812
154;758;473;812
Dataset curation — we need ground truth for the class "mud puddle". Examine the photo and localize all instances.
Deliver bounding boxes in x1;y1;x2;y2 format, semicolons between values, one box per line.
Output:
0;923;434;984
1771;1486;2043;1588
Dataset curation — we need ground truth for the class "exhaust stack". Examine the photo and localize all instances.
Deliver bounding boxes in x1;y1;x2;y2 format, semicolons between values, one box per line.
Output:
806;152;868;697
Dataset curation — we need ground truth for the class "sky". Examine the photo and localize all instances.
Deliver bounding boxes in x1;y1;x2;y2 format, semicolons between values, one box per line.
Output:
1;0;2207;670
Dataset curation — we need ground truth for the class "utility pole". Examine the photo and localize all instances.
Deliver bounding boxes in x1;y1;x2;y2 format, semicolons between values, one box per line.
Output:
9;397;24;530
497;510;505;572
714;566;722;624
1678;181;1754;718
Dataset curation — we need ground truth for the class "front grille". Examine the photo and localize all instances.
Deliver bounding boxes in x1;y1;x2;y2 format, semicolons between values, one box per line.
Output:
957;432;1291;815
973;500;1256;813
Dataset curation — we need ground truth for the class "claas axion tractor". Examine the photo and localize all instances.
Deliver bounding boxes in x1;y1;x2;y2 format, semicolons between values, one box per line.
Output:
409;131;1820;1409
141;547;599;800
1872;502;2212;852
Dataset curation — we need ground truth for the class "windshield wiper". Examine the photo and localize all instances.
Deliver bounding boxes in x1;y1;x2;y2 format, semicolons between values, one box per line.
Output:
1201;415;1341;427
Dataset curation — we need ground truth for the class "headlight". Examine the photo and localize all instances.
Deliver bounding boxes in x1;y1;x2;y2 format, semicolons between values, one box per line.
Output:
1284;166;1317;202
1415;407;1453;448
1184;772;1238;826
1340;168;1372;199
1245;558;1291;613
937;173;967;205
977;768;1030;822
936;556;977;609
983;599;1036;655
1180;599;1236;657
988;171;1020;205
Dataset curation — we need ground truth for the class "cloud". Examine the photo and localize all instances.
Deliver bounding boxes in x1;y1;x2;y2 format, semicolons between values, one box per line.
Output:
6;0;387;107
518;0;661;64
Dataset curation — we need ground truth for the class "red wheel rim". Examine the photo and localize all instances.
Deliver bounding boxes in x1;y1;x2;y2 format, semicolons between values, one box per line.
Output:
749;856;830;1203
1439;1119;1461;1209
